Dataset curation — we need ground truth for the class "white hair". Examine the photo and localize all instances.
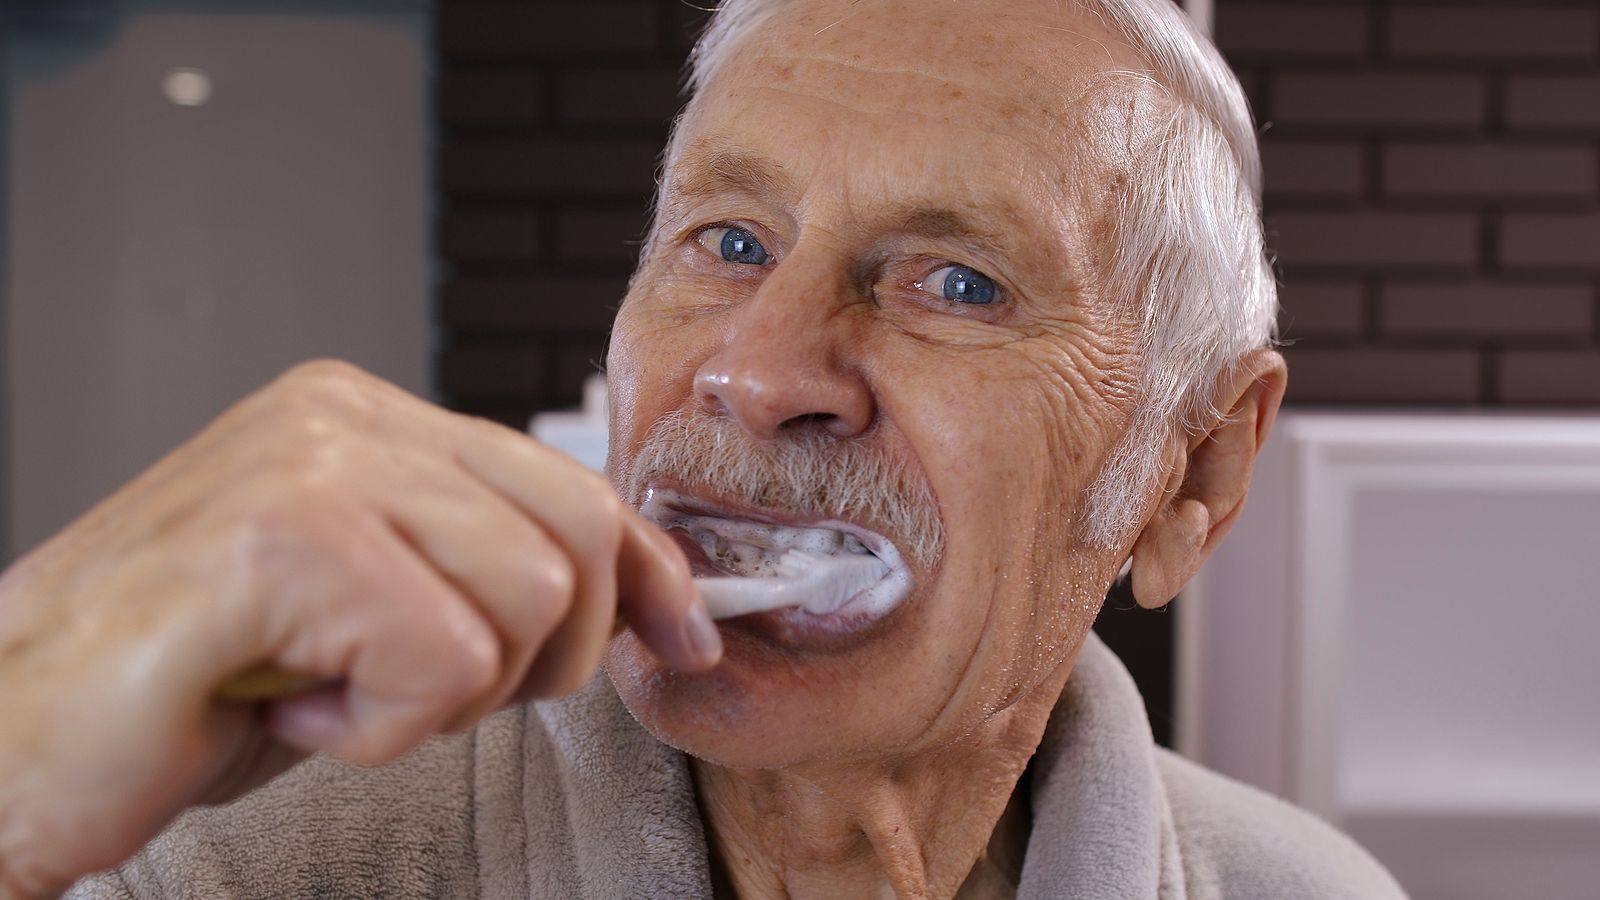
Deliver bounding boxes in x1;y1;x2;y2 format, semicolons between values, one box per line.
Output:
675;0;1278;549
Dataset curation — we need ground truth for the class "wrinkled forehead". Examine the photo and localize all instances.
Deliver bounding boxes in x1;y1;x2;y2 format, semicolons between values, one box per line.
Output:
667;0;1162;229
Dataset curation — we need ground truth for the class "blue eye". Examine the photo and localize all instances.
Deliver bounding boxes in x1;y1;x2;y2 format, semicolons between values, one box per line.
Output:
698;226;770;265
918;265;998;305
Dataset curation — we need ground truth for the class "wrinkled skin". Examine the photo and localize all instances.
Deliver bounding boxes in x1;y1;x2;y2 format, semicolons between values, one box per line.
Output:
603;0;1284;897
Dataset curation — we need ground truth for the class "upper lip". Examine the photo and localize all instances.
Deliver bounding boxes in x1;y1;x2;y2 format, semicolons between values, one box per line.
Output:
640;484;896;561
646;483;858;532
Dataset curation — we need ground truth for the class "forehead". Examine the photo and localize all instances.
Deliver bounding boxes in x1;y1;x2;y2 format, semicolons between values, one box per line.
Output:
673;0;1156;210
694;2;1145;171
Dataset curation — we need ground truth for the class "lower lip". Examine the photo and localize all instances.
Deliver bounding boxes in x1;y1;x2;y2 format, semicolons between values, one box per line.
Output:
718;599;901;654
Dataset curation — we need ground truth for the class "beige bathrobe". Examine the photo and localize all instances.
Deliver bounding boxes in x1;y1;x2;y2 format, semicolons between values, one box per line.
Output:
68;635;1407;899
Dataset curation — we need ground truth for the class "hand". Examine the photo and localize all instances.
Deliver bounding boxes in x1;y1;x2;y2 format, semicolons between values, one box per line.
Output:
0;360;720;899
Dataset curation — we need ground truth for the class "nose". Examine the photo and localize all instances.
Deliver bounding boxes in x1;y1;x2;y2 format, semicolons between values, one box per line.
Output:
693;258;874;440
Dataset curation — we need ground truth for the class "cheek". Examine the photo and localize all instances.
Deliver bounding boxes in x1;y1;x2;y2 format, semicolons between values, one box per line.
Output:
886;342;1109;533
879;340;1123;696
606;282;727;462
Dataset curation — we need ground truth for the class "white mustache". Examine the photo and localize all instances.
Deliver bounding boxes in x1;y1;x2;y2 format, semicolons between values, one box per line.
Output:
621;409;944;569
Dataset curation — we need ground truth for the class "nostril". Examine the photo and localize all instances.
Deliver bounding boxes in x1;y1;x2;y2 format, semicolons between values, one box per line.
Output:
779;412;837;432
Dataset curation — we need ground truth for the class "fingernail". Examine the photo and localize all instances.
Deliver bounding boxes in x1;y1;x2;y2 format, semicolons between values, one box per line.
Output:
265;688;350;754
683;602;723;665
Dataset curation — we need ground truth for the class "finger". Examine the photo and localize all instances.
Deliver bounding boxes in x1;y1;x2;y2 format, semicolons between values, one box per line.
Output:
447;418;716;670
616;512;722;672
369;459;585;714
449;422;636;684
509;522;617;699
253;499;502;764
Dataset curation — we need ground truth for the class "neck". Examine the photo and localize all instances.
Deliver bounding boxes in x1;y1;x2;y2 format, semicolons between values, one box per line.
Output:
692;653;1078;900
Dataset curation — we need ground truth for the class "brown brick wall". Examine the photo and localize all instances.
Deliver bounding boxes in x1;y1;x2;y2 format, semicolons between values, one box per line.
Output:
435;0;1600;423
435;0;707;426
1218;0;1600;406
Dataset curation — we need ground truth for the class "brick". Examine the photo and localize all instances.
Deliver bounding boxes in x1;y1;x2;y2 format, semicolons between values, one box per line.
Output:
1273;74;1486;130
1286;348;1480;403
1501;214;1600;269
441;138;661;194
1381;282;1594;337
439;71;544;125
558;67;684;125
1215;4;1367;59
1499;351;1600;404
440;1;660;57
440;345;546;400
441;275;630;332
1384;143;1596;199
1261;140;1364;197
441;210;542;261
1390;8;1599;63
557;208;651;263
1268;212;1478;269
1507;76;1600;130
1278;281;1364;337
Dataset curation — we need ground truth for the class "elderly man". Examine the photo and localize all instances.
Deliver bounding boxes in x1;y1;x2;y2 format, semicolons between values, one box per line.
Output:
0;0;1406;897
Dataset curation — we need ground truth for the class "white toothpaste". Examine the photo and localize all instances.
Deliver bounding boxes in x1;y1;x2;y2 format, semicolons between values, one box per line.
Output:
697;550;889;619
642;490;913;621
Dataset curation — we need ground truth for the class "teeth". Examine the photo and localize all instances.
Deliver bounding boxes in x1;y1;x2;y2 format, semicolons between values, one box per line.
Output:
681;517;877;578
691;528;778;576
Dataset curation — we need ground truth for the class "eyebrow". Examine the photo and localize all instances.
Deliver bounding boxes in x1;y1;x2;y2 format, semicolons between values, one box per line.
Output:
887;205;1015;259
669;144;793;204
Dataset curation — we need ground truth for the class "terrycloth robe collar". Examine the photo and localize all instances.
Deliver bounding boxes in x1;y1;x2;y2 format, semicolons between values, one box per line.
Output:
526;632;1185;899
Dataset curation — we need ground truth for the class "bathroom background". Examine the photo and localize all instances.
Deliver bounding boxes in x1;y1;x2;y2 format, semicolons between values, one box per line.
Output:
3;2;1597;897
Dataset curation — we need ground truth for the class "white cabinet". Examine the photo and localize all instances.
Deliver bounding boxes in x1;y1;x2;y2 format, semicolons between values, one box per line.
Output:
1183;412;1600;900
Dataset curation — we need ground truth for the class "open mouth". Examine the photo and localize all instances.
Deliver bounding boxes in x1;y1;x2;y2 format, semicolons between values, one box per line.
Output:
639;488;914;627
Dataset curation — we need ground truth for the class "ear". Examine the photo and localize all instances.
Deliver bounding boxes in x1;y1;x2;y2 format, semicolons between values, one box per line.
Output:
1128;349;1287;609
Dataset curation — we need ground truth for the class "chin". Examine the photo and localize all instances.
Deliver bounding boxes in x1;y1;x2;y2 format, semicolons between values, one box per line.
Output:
604;591;929;768
606;485;947;766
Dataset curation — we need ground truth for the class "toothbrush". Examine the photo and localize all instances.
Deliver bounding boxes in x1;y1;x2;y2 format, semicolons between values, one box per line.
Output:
695;549;888;620
218;550;886;701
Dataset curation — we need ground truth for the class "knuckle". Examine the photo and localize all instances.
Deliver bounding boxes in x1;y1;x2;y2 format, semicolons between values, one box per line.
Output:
523;554;577;613
591;504;627;558
282;358;366;389
269;360;378;421
440;627;501;705
577;476;625;553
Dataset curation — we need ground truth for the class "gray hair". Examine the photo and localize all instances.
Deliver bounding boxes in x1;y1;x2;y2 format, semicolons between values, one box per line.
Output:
675;0;1277;549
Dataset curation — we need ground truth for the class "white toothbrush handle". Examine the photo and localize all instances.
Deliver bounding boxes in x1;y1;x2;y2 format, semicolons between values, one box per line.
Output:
695;576;807;619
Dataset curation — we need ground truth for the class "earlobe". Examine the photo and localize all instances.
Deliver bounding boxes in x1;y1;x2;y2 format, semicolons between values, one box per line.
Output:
1129;496;1209;609
1125;349;1288;610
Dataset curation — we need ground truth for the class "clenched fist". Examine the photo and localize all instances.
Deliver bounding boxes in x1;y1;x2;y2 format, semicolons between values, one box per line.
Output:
0;360;720;899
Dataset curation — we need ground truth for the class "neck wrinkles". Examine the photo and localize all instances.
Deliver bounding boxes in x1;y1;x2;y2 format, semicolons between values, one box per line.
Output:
689;654;1078;900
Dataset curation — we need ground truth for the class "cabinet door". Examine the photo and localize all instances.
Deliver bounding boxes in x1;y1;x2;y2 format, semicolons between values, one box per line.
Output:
1184;413;1600;900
